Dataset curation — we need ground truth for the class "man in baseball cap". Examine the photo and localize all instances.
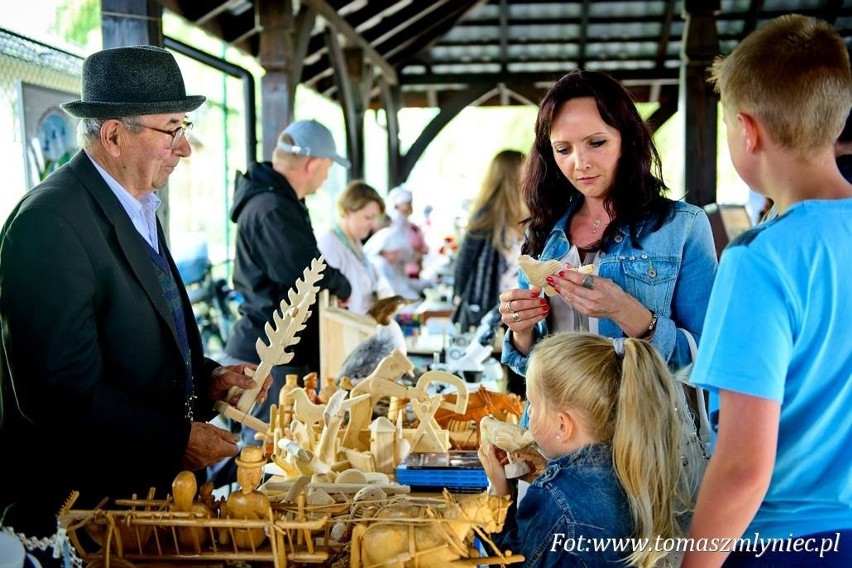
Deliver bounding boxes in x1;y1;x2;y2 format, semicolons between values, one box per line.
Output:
277;119;351;168
210;119;353;487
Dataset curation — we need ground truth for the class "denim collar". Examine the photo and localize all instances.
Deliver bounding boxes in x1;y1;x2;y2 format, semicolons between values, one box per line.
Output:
547;196;642;242
548;442;613;470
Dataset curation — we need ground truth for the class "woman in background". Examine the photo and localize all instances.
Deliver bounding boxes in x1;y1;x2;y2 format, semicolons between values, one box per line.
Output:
452;149;528;332
317;180;385;315
364;225;428;301
386;185;429;278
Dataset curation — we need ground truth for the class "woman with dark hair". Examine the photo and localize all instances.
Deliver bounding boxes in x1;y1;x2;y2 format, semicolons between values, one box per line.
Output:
499;69;717;378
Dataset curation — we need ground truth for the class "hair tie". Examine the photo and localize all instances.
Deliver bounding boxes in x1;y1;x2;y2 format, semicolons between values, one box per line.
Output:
613;337;626;357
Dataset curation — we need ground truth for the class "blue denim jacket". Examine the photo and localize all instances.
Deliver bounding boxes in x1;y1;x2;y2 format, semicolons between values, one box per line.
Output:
503;199;717;377
493;443;633;567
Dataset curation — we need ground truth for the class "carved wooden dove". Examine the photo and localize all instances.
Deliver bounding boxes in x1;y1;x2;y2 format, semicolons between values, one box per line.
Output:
518;254;594;296
480;415;536;453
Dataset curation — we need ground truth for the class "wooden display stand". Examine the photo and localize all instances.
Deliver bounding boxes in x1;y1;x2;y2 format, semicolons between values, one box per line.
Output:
317;290;377;384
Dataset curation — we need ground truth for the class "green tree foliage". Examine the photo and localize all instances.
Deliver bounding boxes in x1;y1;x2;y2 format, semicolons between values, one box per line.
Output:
52;0;100;49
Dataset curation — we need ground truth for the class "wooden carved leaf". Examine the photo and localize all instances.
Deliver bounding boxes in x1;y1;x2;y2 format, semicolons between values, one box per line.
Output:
235;256;327;413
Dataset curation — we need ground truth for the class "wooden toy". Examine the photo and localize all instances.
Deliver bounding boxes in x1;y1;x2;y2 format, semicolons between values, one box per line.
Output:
216;257;326;432
303;371;321;404
431;388;525;450
343;350;470;453
220;445;273;550
350;491;521;568
341;348;414;450
480;415;538;479
170;471;213;552
519;254;593;297
318;374;339;404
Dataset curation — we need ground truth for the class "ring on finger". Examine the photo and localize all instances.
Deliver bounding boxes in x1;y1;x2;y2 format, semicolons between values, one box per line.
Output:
504;300;513;312
511;311;520;322
581;274;596;290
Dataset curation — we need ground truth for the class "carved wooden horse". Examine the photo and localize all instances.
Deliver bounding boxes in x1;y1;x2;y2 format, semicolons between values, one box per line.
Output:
350;491;514;568
399;389;525;450
343;349;470;453
341;349;415;450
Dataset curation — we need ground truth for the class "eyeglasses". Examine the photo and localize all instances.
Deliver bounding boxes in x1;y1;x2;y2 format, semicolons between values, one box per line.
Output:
137;120;193;148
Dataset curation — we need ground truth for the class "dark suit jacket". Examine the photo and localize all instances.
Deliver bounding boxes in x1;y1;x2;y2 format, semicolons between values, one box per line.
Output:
0;151;218;535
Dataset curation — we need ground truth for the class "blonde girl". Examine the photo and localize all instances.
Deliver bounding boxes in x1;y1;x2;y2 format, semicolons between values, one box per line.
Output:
480;332;691;567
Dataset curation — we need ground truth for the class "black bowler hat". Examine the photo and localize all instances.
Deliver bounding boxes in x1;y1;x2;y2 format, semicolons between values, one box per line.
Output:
61;45;206;118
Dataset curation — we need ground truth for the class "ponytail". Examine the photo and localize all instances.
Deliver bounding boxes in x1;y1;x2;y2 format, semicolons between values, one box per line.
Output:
527;333;690;568
612;338;688;568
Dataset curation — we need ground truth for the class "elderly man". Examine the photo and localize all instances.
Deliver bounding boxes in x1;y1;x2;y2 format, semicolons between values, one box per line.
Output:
0;46;269;551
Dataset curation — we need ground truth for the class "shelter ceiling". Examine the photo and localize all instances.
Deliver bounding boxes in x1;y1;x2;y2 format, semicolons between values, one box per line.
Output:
157;0;852;108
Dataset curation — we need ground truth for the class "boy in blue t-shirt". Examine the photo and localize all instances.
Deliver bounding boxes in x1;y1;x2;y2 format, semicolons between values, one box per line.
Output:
683;14;852;568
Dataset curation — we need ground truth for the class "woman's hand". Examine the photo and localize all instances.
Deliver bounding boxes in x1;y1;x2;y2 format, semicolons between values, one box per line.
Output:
547;269;653;338
498;285;549;355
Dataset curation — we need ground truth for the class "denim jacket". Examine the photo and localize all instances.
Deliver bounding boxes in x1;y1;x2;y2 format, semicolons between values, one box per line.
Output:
493;443;633;567
503;199;717;376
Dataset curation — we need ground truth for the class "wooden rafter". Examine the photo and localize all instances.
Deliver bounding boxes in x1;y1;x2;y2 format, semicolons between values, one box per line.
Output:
302;0;398;84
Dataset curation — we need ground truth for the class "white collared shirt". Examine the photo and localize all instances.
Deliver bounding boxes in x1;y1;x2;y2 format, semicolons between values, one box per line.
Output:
86;152;161;250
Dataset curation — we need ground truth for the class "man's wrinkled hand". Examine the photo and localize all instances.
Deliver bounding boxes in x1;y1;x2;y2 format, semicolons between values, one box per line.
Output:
209;363;273;406
181;421;239;471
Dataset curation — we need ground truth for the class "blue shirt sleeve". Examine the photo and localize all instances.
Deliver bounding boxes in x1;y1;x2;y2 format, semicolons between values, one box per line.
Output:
690;244;793;403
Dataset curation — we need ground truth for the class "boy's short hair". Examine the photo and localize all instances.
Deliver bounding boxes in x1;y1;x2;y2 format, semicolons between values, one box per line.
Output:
708;14;852;157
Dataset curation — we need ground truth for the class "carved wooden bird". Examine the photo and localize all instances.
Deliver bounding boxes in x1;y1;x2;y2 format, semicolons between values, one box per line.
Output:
286;387;326;433
336;295;413;380
518;254;593;296
479;415;536;453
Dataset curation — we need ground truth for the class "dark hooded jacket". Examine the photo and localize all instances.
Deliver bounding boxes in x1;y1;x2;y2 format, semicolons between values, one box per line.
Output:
225;162;351;371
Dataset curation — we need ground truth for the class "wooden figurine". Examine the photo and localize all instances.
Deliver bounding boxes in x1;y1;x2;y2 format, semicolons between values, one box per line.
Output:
303;372;321;404
480;415;537;479
315;389;352;465
432;388;525;449
518;254;594;296
369;416;397;474
317;374;338;404
220;445;272;550
215;257;326;432
350;491;517;568
277;373;301;428
170;470;213;552
341;349;415;450
344;353;470;453
287;387;327;442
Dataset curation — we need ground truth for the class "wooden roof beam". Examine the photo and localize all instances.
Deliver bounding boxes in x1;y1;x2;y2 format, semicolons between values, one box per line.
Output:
742;0;765;37
302;0;398;84
655;0;677;67
498;0;509;73
577;0;591;68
